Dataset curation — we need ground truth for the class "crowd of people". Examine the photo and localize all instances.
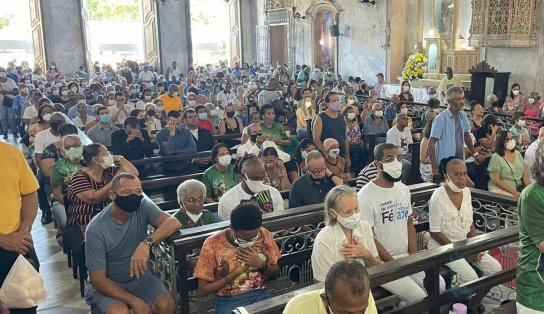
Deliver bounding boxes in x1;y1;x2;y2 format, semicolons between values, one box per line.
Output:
0;59;543;314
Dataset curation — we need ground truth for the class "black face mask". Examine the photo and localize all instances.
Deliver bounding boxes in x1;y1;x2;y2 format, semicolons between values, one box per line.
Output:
226;111;235;118
250;132;262;143
491;101;500;108
114;193;143;213
147;110;156;117
50;121;63;133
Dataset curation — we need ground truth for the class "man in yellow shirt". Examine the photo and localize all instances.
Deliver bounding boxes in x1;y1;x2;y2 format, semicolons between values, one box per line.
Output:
283;260;377;314
0;141;40;312
158;84;182;112
437;67;462;99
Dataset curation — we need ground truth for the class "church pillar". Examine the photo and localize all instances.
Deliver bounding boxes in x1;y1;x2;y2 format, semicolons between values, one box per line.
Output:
387;0;407;83
38;0;87;74
141;0;161;69
28;0;46;71
536;2;544;95
157;0;192;73
239;0;257;64
417;0;425;49
451;0;461;49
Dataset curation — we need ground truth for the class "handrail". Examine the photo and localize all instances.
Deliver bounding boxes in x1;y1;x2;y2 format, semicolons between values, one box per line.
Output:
131;145;239;166
237;226;519;314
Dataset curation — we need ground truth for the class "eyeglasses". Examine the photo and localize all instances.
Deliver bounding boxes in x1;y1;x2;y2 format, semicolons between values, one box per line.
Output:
380;156;404;163
308;166;327;174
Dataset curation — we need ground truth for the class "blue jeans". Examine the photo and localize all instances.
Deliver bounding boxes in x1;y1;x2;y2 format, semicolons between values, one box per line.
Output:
0;104;17;134
214;289;269;314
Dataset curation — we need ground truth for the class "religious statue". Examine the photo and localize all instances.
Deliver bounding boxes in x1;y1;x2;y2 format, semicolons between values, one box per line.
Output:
441;0;453;32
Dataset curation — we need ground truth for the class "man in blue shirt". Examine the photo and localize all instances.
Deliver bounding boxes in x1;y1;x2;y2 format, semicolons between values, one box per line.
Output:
156;110;197;174
428;87;482;182
384;94;400;121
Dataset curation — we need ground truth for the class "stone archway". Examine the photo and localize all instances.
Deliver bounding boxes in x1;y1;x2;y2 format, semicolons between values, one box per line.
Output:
306;1;342;72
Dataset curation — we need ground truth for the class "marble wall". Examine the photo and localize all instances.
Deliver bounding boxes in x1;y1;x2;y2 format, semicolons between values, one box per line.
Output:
40;0;86;74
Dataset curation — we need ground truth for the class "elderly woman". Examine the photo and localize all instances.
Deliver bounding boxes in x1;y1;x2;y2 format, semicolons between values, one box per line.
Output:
323;138;351;180
429;157;501;311
174;179;217;229
487;130;530;197
202;143;238;203
262;147;291;190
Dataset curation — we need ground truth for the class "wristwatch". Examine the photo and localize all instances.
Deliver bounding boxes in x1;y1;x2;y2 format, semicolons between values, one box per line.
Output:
472;152;480;157
143;235;155;246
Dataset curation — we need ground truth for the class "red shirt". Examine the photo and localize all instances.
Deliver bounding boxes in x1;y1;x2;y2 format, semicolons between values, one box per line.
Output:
197;119;215;134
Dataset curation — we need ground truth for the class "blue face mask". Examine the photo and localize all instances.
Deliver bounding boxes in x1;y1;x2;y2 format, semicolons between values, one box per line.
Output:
100;114;111;124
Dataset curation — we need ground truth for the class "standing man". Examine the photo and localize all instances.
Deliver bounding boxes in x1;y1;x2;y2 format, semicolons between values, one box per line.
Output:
437;67;462;100
428;87;482;183
313;92;350;164
0;141;40;313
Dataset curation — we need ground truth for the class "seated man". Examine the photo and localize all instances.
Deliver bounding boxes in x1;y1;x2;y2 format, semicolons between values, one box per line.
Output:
284;260;377;314
174;179;217;229
429;157;501;310
362;102;389;146
85;173;181;314
289;150;343;208
111;117;154;161
218;153;284;221
237;122;267;157
184;109;214;170
358;143;445;303
156;110;197;174
386;112;412;184
384;94;400;121
87;106;120;149
194;203;281;314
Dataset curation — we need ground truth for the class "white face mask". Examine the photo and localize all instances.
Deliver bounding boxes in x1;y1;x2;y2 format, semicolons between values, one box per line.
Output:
285;130;291;137
512;90;520;96
20;87;28;94
332;209;361;229
218;155;232;166
210;109;217;116
528;98;535;104
42;113;52;121
347;99;355;105
328;148;340;158
400;108;408;115
234;236;256;249
305;100;313;108
381;159;402;180
445;175;464;193
244;174;264;194
301;150;309;160
402;86;410;92
108;99;116;106
184;208;203;223
61;90;68;96
347;112;356;120
144;95;152;101
517;119;526;127
100;154;114;169
172;91;179;97
505;139;516;151
374;110;384;118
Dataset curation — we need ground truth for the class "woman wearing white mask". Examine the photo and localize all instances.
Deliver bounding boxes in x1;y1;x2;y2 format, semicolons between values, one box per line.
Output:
262;147;291;190
295;93;316;138
399;80;414;102
344;107;366;176
523;92;540;118
202;143;239;203
46;61;61;81
136;88;153;109
508;112;532;149
487;130;530;197
429;157;502;309
503;83;527;114
173;179;217;229
218;153;284;221
65;143;138;235
312;185;381;282
392;103;414;130
324;138;351;180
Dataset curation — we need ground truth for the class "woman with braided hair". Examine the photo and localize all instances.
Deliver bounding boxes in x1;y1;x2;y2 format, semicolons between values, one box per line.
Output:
218;153;284;221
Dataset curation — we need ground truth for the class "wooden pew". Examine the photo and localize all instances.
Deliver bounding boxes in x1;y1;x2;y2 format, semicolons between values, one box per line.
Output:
236;226;519;314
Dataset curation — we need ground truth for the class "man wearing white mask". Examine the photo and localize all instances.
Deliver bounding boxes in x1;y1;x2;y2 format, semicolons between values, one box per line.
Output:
363;102;389;145
358;143;445;303
218;154;283;221
386;113;413;184
524;127;544;183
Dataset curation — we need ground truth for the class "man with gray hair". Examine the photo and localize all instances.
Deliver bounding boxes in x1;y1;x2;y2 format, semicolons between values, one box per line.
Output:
85;173;181;314
284;260;377;314
428;87;482;183
289;150;343;208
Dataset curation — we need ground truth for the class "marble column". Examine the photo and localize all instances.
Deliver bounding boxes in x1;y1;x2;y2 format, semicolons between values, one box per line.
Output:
39;0;86;74
157;0;192;73
451;0;461;49
536;1;544;95
387;0;407;83
417;0;425;49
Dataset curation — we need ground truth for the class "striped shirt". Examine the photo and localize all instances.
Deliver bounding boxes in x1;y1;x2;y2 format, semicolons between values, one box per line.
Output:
356;162;378;191
66;166;118;227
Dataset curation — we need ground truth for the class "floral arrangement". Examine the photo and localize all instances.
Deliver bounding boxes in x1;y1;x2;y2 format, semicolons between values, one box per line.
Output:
402;52;427;81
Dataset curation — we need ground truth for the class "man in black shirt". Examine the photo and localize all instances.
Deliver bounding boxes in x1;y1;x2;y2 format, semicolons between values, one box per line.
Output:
111;116;154;161
184;109;215;170
289;150;343;208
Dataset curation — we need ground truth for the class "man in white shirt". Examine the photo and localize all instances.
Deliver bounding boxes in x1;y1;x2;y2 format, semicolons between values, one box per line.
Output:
89;66;106;81
171;61;182;79
524;127;544;183
138;66;155;84
216;82;235;109
358;143;444;303
386;113;413;183
218;154;284;221
109;92;135;124
22;90;42;126
309;65;323;87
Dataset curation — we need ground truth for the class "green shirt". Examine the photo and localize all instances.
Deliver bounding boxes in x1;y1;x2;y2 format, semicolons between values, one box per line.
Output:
260;122;288;150
487;151;524;190
50;158;84;202
517;183;544;311
509;125;531;148
202;164;238;201
173;209;216;229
